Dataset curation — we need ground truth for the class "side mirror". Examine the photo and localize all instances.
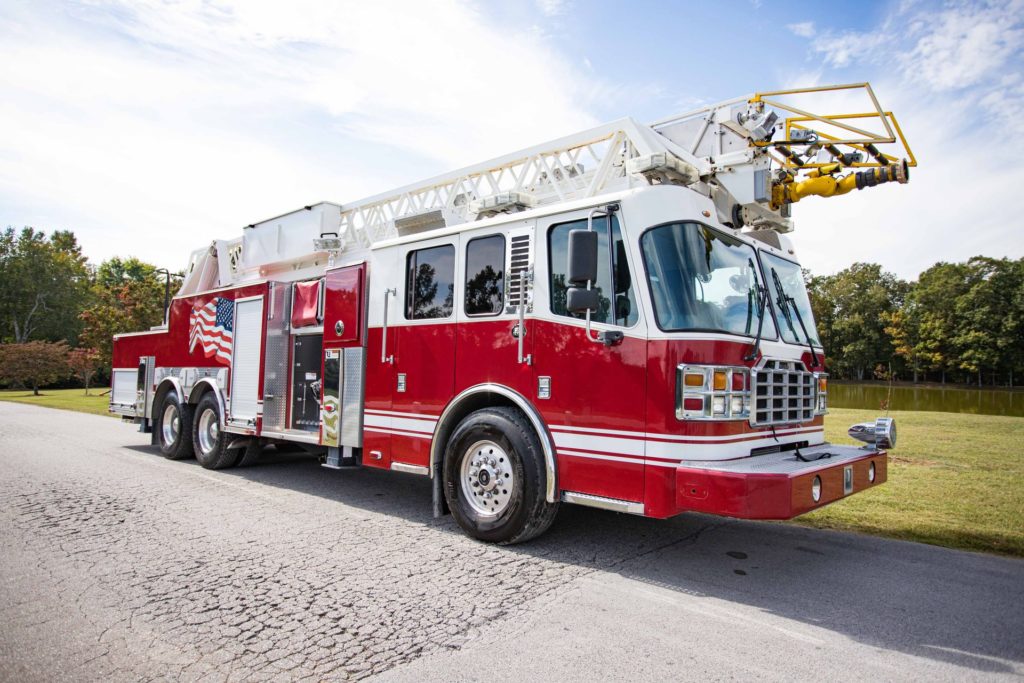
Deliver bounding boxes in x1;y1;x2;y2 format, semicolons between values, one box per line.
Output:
567;229;598;285
566;287;599;314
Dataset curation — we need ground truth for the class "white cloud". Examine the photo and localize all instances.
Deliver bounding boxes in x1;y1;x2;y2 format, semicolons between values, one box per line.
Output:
786;0;1024;279
787;21;816;38
0;0;605;268
536;0;569;17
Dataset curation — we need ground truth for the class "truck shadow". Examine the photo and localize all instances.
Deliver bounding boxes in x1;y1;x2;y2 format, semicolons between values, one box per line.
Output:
128;444;1024;674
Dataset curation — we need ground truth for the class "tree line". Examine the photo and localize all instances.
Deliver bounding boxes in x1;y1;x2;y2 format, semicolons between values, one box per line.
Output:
806;258;1024;386
0;226;166;393
2;225;1021;392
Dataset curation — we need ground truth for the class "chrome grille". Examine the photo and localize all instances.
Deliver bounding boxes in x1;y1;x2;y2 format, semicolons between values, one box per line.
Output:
751;359;815;426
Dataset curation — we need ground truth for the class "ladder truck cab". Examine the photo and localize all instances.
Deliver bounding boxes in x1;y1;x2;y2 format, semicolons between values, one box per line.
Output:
111;84;914;544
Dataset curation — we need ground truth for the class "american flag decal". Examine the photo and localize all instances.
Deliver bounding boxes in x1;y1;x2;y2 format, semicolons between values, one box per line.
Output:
189;297;233;365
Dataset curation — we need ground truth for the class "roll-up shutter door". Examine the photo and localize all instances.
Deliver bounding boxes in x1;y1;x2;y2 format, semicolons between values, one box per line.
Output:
230;298;263;421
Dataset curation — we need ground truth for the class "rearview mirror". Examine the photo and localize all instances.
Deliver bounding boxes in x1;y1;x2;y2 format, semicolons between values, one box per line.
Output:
566;287;599;314
567;229;598;285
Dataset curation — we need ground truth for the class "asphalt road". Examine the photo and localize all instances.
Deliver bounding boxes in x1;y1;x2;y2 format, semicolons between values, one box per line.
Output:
1;402;1022;682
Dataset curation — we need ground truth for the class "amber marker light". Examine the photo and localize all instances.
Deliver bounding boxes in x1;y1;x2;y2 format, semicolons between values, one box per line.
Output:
713;370;728;391
684;372;705;388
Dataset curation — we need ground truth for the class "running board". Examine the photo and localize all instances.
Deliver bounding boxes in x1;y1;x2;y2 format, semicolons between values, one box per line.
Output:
562;491;645;515
391;462;430;476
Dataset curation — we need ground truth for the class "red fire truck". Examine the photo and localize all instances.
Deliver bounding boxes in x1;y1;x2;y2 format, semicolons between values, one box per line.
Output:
111;84;912;544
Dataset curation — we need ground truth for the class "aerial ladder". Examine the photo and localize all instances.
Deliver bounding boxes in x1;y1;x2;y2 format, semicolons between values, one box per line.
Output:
177;82;916;296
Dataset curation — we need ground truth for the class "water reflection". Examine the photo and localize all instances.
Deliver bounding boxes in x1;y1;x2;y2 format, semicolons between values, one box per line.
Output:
830;383;1024;417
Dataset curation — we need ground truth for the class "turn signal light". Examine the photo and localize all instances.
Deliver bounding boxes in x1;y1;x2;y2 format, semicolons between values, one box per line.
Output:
712;370;728;391
814;371;829;415
684;372;705;388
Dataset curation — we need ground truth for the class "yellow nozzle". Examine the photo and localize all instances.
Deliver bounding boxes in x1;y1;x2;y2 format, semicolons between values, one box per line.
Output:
772;158;909;207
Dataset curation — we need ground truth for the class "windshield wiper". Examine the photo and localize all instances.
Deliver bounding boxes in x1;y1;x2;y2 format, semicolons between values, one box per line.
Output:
770;267;820;369
743;259;769;362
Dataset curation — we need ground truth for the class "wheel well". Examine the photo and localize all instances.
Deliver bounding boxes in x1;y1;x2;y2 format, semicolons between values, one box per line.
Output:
430;384;557;505
187;382;211;406
153;380;178;414
432;391;519;474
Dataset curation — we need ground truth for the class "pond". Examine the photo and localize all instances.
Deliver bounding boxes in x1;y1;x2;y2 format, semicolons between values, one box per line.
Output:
829;382;1024;417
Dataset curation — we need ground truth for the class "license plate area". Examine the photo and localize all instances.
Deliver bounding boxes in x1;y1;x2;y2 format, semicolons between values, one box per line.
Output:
843;464;854;495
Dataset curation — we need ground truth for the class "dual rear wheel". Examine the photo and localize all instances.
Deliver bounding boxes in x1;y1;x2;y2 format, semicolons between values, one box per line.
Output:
155;392;260;469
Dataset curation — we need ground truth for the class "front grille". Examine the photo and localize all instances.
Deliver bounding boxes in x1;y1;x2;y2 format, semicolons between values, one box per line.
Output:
751;359;815;426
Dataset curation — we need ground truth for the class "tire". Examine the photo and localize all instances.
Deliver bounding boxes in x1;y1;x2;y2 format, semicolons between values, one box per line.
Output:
156;393;194;460
191;393;239;470
235;439;263;467
443;407;559;545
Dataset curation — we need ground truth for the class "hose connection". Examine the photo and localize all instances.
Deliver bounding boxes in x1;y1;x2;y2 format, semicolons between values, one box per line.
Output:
772;158;909;208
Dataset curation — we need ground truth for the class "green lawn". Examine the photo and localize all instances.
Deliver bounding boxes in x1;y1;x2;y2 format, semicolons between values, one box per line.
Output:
793;407;1024;557
0;388;114;416
1;390;1020;556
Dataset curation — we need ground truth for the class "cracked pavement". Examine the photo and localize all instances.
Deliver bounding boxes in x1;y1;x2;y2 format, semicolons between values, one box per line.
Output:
1;402;1023;682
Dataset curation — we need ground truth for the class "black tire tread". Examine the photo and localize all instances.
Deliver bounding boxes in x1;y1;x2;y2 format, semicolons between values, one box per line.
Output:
235;440;263;467
444;406;558;545
157;394;194;461
192;394;240;470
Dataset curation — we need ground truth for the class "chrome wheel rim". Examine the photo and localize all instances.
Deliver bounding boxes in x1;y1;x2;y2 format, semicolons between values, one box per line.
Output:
460;440;515;517
161;404;179;445
197;408;219;455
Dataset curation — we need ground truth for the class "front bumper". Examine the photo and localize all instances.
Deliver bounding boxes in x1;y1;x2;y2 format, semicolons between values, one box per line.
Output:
674;444;887;519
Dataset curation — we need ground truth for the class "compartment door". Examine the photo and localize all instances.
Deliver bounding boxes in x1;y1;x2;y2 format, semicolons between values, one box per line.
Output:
229;297;264;425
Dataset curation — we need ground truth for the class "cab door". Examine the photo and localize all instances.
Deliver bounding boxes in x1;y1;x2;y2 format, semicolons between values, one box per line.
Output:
455;222;536;406
531;207;648;503
390;235;459;470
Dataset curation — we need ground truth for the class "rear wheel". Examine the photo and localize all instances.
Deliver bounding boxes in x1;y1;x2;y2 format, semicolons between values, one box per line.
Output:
443;407;558;544
157;393;194;460
192;394;239;470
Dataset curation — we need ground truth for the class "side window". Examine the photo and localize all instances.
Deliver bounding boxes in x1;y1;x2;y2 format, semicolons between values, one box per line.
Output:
548;215;638;326
406;244;455;319
464;234;505;316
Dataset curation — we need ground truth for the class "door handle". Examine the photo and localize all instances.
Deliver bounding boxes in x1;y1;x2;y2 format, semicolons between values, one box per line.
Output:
382;287;396;364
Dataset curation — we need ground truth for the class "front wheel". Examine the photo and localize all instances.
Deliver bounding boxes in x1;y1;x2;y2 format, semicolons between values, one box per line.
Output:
192;394;239;470
443;407;558;544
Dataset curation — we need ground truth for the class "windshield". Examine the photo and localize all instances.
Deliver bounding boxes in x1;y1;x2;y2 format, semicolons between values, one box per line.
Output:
640;222;777;338
760;251;821;346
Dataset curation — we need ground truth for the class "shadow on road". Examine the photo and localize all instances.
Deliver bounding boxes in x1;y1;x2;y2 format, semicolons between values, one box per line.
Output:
125;443;1024;674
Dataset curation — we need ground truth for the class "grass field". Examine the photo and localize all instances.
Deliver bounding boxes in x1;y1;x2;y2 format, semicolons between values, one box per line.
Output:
1;390;1020;556
796;407;1024;557
0;388;114;416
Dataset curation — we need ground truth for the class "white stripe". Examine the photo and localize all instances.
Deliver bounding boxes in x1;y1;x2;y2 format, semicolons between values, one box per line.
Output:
363;412;436;435
364;408;439;421
552;431;646;457
549;423;823;443
364;426;432;440
558;449;644;465
646;431;824;462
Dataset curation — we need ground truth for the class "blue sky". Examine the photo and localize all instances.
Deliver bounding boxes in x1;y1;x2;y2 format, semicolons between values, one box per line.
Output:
1;0;1022;278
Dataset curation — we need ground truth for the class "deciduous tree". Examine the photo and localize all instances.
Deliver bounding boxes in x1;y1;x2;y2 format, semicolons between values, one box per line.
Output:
0;227;90;344
68;347;102;395
0;341;70;395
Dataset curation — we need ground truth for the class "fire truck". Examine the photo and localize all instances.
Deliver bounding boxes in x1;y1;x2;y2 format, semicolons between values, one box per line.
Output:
111;83;913;544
